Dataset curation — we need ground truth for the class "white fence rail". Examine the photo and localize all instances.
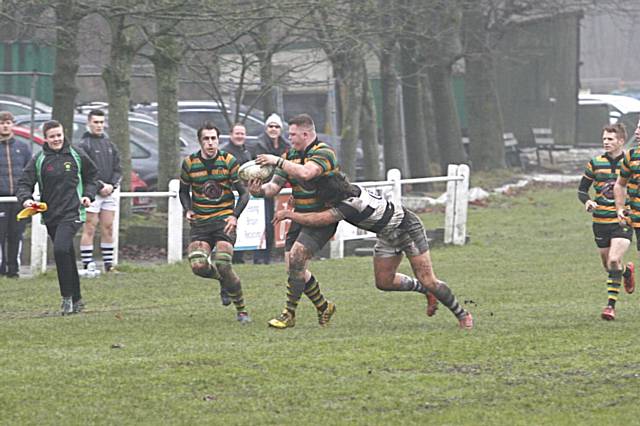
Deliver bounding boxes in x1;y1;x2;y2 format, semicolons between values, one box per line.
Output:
0;165;469;275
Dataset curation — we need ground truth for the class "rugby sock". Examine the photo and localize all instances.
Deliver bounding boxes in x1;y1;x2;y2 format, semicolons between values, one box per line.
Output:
101;243;114;270
607;269;622;307
286;276;306;314
226;287;246;313
392;274;429;294
80;245;93;268
429;280;466;320
303;275;328;312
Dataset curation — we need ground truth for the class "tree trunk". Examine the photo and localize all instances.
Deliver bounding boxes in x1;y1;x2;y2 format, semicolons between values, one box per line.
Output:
463;6;505;171
420;74;440;173
400;38;431;179
256;22;277;118
150;34;181;211
333;53;364;180
360;67;382;181
380;43;405;174
102;16;135;215
51;0;82;141
428;64;466;170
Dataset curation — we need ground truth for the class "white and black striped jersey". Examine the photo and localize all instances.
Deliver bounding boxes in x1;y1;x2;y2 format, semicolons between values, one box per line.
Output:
331;185;405;235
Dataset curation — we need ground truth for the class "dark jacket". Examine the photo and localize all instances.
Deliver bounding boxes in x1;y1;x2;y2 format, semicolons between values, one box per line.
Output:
76;131;122;190
221;141;253;165
16;140;98;225
254;133;290;158
0;136;31;196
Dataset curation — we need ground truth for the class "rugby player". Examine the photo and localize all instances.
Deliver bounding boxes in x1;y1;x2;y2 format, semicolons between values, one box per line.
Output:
272;172;474;329
249;113;337;329
580;123;635;320
179;122;251;324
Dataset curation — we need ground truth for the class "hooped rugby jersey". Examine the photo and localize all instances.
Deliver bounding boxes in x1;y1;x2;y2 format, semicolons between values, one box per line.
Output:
582;152;626;224
331;185;405;235
620;148;640;227
274;139;338;213
180;149;239;223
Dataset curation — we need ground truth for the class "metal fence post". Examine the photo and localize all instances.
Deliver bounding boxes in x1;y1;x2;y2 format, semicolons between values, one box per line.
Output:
387;168;402;203
453;164;470;245
29;185;48;274
167;179;183;263
444;164;458;244
112;187;121;266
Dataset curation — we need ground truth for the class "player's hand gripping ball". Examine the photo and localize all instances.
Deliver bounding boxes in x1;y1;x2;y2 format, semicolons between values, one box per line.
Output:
238;160;275;183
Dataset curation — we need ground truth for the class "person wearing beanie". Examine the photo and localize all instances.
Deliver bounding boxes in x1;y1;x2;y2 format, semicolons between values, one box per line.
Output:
252;113;290;264
0;111;31;278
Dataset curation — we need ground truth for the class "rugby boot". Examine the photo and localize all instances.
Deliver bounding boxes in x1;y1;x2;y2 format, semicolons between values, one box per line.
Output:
236;311;252;324
268;309;296;329
458;312;474;329
601;305;616;321
426;292;439;317
624;262;635;294
73;299;85;313
318;301;336;326
61;297;74;316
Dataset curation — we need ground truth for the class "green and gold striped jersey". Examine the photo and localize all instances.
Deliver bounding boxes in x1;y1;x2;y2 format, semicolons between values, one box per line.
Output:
583;153;625;224
180;150;239;223
275;139;338;213
620;148;640;227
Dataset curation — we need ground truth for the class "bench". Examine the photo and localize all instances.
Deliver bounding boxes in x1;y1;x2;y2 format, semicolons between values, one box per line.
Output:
461;133;523;168
532;127;571;166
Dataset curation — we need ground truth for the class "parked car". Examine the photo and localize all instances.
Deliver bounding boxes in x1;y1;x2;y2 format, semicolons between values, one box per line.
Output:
578;93;640;147
14;113;196;189
134;100;267;144
11;125;152;210
0;94;52;116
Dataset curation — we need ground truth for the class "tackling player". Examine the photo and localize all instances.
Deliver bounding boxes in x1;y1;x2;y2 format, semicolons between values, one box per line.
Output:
579;123;635;320
272;172;474;329
179;122;251;324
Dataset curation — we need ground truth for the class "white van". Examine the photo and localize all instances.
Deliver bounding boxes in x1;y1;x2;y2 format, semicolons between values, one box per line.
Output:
578;93;640;146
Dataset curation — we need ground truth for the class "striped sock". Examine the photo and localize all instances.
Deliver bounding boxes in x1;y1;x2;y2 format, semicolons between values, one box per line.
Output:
286;276;306;314
392;274;429;294
430;280;466;319
80;245;93;268
303;275;328;312
101;243;114;270
226;286;246;313
607;269;622;307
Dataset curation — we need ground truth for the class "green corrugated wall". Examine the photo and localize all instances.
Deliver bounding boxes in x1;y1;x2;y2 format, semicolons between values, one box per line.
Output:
0;42;54;104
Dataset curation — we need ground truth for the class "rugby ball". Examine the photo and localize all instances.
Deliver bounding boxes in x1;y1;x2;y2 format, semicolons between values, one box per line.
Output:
238;160;275;182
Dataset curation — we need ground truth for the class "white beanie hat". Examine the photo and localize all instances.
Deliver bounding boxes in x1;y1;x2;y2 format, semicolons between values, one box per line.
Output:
265;113;283;128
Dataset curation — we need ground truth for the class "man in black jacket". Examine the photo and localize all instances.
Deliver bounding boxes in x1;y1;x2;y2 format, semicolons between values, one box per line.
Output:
77;109;122;273
0;111;31;278
17;120;98;315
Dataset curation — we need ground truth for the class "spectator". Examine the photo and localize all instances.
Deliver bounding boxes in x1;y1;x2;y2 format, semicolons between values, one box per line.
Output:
0;111;31;278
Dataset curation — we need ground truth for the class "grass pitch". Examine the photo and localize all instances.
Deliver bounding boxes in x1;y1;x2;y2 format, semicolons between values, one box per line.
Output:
2;184;640;425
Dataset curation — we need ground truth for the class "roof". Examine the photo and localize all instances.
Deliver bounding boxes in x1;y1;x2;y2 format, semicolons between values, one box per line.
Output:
578;94;640;114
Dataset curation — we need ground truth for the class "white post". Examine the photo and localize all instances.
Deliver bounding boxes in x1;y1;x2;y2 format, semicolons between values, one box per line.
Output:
167;179;183;263
329;222;345;259
444;164;458;244
387;168;402;204
452;164;470;245
29;185;48;274
112;187;121;266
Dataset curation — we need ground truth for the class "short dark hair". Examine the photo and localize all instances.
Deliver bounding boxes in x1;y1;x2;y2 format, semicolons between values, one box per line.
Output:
197;121;220;141
288;113;315;131
88;109;106;120
315;172;356;205
603;123;627;142
43;120;63;137
0;110;15;122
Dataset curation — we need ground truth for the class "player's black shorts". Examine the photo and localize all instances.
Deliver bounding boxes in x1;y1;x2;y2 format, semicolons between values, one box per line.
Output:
190;219;236;247
592;222;632;248
285;221;338;253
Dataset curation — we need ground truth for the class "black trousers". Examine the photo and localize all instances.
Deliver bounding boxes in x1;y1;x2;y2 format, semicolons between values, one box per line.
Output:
46;221;82;301
0;202;25;276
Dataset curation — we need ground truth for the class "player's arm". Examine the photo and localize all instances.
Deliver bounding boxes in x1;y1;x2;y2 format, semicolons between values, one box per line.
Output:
232;179;250;218
614;174;629;222
273;208;342;227
256;154;323;181
577;176;596;212
16;156;38;207
249;174;286;198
